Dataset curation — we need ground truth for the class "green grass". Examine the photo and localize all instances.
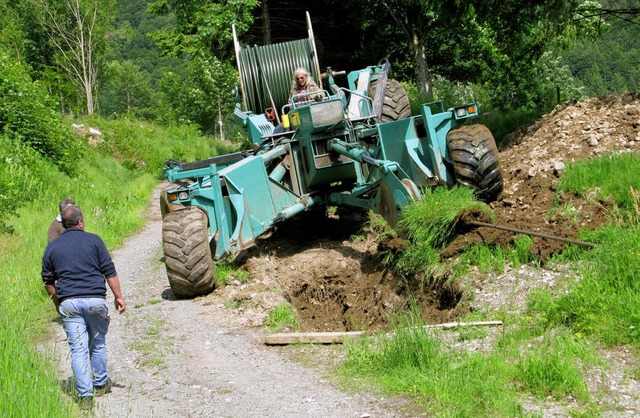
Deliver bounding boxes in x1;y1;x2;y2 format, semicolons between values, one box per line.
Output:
341;313;521;417
215;260;250;286
530;154;640;346
556;153;640;210
457;243;506;275
265;302;299;332
533;222;640;345
341;311;600;417
392;187;493;277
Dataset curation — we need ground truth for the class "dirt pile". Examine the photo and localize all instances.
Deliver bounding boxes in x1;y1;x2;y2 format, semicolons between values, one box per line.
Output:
476;93;640;259
208;93;640;333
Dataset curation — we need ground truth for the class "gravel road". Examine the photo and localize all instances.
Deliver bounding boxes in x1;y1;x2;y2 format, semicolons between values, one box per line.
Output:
48;186;408;418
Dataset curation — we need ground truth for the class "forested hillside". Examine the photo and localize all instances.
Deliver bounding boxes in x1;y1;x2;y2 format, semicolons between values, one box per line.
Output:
564;10;640;96
2;0;638;137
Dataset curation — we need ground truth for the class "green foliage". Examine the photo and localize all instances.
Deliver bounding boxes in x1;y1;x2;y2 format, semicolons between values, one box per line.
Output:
400;187;492;249
341;309;602;415
478;51;585;112
100;60;156;119
0;135;50;232
530;157;640;345
342;311;522;416
392;187;492;275
564;10;640;96
147;0;258;59
357;0;594;110
515;330;590;402
74;116;233;178
0;113;230;414
159;57;238;134
0;54;82;174
507;234;536;267
101;0;185;122
538;223;640;345
26;0;118;115
0;313;76;416
265;302;299;332
458;244;506;275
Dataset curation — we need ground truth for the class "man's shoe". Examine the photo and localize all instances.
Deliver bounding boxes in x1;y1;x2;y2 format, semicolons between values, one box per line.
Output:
94;378;112;397
76;396;94;410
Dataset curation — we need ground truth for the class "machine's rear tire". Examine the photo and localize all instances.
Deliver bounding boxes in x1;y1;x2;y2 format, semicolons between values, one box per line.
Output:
447;124;503;202
162;207;217;298
368;79;411;122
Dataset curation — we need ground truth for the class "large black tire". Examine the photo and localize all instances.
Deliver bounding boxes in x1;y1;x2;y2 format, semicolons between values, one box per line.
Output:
368;79;411;122
162;207;217;298
447;124;503;202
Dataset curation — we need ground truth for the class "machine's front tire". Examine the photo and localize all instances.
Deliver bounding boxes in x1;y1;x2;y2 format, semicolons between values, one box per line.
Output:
368;79;411;122
447;124;503;202
162;207;217;298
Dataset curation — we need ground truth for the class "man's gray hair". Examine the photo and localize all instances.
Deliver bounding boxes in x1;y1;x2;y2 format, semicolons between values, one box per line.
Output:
61;205;83;229
294;67;310;77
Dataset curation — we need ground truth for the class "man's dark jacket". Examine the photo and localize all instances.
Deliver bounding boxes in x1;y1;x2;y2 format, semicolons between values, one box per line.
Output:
41;228;117;303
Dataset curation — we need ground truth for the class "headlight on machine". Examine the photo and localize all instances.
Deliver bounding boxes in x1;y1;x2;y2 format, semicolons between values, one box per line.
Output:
167;191;190;202
454;105;477;119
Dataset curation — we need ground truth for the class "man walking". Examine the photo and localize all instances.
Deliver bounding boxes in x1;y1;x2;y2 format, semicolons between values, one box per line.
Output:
41;205;126;409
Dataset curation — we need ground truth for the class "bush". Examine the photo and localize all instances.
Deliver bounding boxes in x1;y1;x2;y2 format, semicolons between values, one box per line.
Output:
0;54;82;174
0;134;52;232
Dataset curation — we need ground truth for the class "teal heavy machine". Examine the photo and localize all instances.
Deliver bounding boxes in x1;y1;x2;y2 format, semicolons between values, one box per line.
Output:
161;13;503;298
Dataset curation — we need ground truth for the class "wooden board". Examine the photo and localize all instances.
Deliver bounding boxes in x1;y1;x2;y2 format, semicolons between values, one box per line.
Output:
264;321;503;345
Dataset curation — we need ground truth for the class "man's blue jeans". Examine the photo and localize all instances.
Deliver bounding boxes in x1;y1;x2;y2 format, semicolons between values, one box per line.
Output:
59;298;110;398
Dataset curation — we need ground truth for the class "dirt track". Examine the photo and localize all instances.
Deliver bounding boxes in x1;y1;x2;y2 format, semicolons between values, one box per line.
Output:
48;94;640;416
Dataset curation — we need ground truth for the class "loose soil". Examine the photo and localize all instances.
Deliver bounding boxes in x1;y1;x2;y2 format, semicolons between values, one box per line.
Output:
48;94;640;416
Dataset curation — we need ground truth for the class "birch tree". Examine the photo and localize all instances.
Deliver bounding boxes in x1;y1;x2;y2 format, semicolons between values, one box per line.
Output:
30;0;114;115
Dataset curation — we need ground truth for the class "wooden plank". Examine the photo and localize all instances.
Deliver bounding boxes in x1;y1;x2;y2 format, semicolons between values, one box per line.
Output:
264;321;503;345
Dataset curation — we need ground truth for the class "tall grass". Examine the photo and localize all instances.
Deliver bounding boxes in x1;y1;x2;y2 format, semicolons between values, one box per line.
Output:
533;221;640;345
393;187;493;276
556;153;640;210
530;154;640;345
0;117;225;416
341;310;597;416
479;107;548;147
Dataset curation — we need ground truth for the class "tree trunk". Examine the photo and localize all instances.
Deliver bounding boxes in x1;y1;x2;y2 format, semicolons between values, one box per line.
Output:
410;31;433;101
261;0;271;45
